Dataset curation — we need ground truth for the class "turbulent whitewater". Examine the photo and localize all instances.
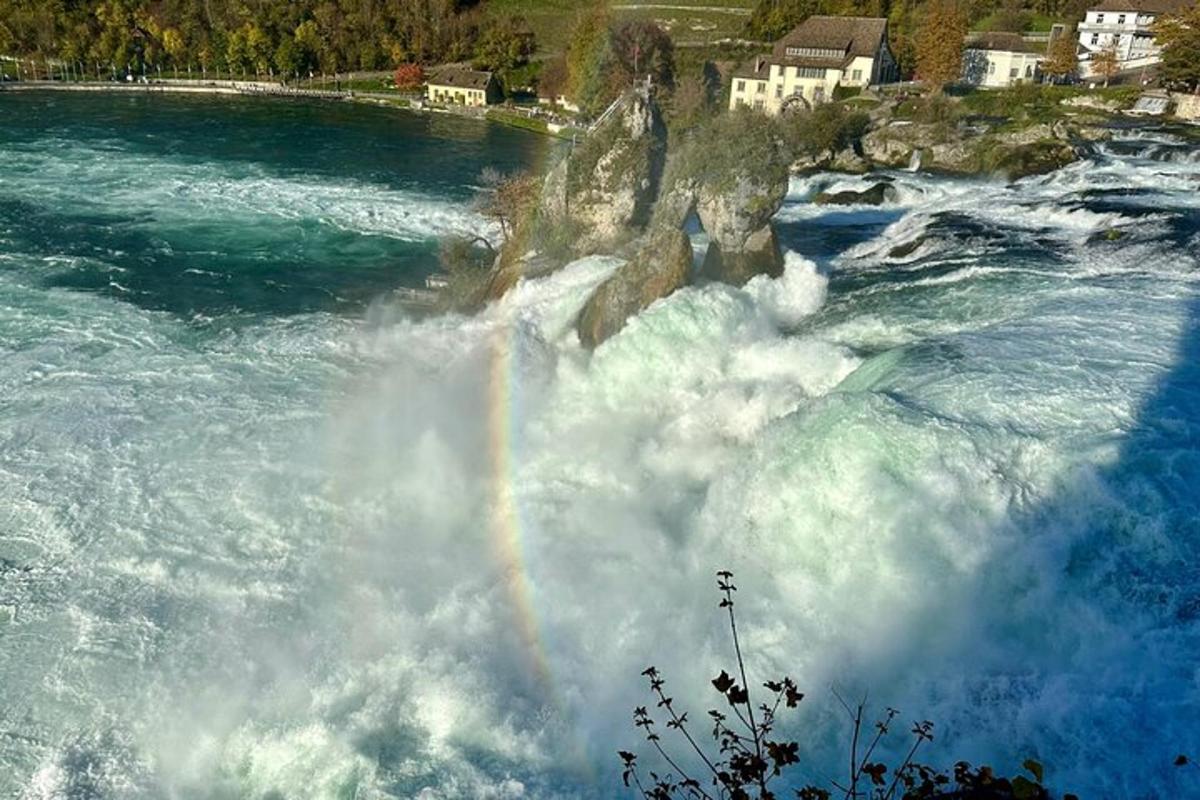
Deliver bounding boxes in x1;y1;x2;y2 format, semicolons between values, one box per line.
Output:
1;94;1198;799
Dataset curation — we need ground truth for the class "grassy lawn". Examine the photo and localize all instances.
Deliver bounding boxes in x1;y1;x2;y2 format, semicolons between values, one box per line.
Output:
483;0;755;54
960;84;1141;123
971;12;1060;32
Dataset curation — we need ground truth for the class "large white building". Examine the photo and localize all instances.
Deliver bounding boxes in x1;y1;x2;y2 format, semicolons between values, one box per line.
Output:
1076;0;1190;76
962;32;1044;87
729;16;899;114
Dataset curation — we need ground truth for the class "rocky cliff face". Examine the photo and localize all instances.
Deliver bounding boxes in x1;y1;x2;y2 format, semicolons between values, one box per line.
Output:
576;224;694;349
544;90;668;255
855;118;1108;180
480;93;796;349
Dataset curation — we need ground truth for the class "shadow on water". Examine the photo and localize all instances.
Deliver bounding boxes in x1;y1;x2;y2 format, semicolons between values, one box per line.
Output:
919;199;1200;795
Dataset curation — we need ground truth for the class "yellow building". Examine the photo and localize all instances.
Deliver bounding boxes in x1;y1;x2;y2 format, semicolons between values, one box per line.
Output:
729;16;899;114
426;66;501;107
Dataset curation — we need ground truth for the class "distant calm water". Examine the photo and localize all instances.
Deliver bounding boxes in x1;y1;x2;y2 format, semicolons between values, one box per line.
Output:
1;92;1198;799
0;91;547;317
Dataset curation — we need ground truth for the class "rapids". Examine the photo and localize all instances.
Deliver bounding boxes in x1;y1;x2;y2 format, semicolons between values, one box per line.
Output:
1;93;1198;799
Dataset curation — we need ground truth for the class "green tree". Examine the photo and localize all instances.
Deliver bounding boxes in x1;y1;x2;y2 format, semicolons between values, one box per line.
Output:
274;36;301;78
565;3;613;114
744;0;819;41
610;20;675;90
1042;29;1078;84
1090;41;1119;87
472;14;535;72
916;0;968;90
1155;3;1200;92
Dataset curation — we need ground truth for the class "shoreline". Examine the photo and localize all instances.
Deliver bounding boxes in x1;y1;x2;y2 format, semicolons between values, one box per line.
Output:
0;79;579;139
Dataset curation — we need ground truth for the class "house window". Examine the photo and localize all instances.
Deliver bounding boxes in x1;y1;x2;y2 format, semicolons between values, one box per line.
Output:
1091;33;1100;44
852;69;862;81
1026;64;1033;77
775;84;783;98
785;46;842;58
1117;14;1125;24
794;67;824;79
988;61;996;74
1096;13;1104;23
756;82;765;93
1010;67;1018;78
753;98;764;109
737;80;745;92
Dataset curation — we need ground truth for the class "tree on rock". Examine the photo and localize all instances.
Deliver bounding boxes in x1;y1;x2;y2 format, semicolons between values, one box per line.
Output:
916;0;968;92
1155;4;1200;92
1090;42;1120;87
475;168;539;247
610;20;675;91
1042;29;1079;84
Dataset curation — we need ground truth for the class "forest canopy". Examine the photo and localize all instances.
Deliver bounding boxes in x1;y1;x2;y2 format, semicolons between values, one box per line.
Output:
0;0;530;76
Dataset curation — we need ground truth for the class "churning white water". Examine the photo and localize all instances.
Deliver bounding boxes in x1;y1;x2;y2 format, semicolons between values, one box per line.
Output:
2;100;1199;799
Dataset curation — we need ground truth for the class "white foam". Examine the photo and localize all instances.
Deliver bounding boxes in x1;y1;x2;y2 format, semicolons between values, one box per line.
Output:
4;131;1200;800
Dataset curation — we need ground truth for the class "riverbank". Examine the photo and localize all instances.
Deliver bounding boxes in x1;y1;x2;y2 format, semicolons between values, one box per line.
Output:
0;79;584;140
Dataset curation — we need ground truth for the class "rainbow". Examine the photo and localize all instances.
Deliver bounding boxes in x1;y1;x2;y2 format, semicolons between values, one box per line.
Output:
487;324;555;690
487;322;597;782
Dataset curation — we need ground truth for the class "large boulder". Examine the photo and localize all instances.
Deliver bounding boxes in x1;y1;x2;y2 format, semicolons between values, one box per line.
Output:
815;181;898;206
696;168;787;245
860;126;916;168
700;225;784;286
694;168;788;285
576;226;694;348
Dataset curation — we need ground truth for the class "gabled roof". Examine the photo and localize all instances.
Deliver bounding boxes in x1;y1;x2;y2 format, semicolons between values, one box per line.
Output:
428;66;493;90
1088;0;1190;13
966;32;1043;53
773;16;889;61
732;57;771;81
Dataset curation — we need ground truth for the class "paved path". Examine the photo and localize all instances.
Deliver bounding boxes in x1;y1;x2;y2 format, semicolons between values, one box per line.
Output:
612;4;752;14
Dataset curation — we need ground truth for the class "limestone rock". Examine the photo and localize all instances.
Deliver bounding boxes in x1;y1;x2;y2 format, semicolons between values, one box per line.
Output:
576;226;693;348
860;127;916;168
696;172;788;253
558;90;668;254
814;181;898;206
700;225;784;286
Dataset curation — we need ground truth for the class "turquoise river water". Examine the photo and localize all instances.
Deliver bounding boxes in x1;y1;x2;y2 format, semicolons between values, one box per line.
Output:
0;92;1198;799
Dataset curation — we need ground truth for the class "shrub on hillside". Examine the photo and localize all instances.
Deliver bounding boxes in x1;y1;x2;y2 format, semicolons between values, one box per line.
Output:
782;103;871;160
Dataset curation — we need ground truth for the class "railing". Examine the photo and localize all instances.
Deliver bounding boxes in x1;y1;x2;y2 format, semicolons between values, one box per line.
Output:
588;93;626;133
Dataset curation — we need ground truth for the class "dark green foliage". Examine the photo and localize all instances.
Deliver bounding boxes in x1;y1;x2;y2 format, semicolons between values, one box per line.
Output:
611;20;676;90
782;102;871;159
1155;4;1200;92
473;14;535;72
670;107;789;191
563;9;676;117
437;235;493;312
744;0;821;42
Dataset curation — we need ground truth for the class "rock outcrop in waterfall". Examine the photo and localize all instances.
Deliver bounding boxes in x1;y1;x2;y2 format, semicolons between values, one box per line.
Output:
482;86;793;348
